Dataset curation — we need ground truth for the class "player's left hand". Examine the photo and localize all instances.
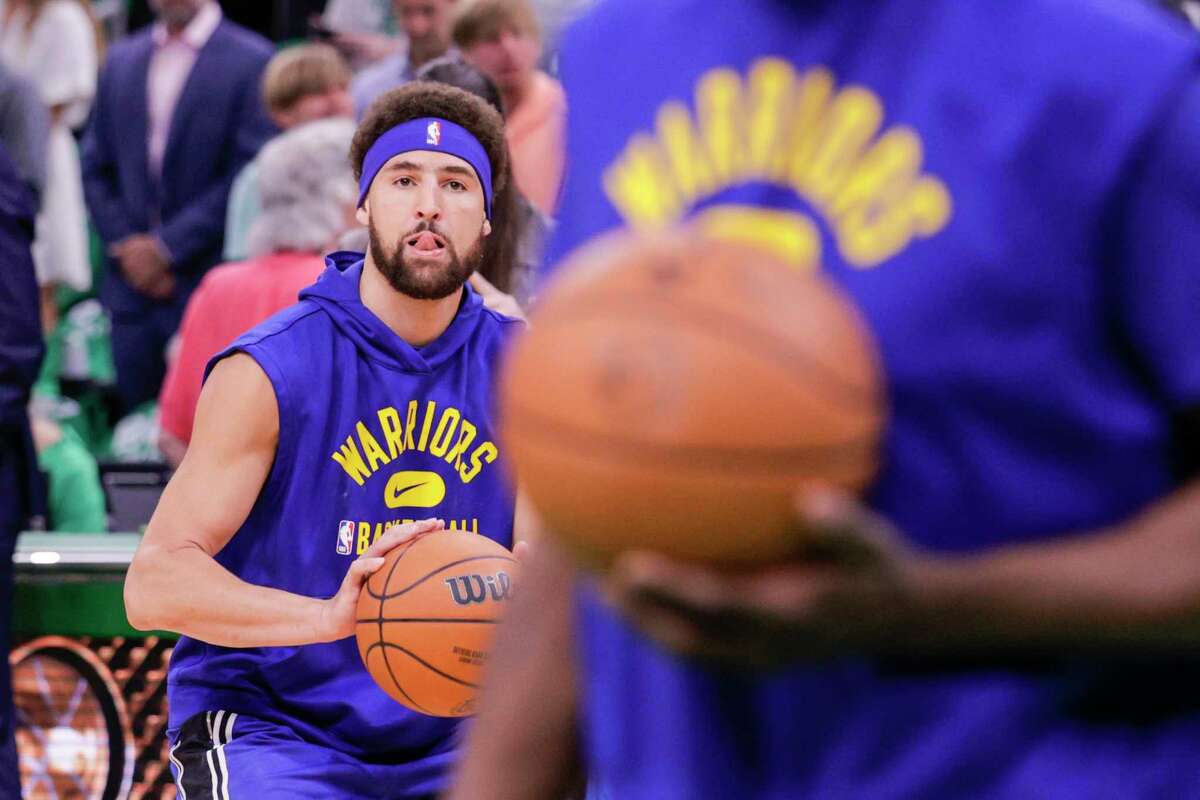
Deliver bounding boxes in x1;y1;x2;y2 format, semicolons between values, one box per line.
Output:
318;517;446;641
601;489;924;668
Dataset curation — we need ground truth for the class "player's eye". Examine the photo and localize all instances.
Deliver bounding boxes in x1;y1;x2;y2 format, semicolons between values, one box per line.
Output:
446;180;466;192
395;176;415;187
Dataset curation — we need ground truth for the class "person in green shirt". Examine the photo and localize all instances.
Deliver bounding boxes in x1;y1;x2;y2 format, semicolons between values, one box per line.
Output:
30;413;106;532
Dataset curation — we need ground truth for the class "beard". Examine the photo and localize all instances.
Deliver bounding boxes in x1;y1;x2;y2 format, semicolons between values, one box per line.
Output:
368;218;483;300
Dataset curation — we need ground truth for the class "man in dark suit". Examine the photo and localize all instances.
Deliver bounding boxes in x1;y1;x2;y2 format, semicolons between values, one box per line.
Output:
0;140;44;800
82;0;276;413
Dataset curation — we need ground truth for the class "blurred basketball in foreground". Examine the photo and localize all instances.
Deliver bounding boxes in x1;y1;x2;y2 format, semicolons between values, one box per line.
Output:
356;531;516;717
500;230;885;566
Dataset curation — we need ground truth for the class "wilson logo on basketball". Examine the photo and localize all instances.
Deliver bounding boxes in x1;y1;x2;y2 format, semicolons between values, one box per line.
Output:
444;571;512;606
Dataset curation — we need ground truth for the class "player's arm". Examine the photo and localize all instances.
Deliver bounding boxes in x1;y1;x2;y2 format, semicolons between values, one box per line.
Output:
604;478;1200;666
448;539;585;800
124;353;442;647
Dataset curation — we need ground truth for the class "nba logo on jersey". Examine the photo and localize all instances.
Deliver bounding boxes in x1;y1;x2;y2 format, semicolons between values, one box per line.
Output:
426;121;442;146
336;520;354;555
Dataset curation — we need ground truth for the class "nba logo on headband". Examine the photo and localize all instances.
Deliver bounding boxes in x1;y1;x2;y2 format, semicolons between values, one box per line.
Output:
358;117;493;215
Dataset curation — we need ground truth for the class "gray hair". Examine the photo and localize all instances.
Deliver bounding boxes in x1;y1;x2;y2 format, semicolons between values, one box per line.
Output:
246;117;359;258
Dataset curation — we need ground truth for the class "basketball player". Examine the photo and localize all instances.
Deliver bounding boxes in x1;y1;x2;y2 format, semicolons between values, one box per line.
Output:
451;1;1200;798
124;82;522;799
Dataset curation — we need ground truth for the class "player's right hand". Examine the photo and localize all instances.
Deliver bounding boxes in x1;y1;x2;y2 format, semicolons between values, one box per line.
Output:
317;518;446;641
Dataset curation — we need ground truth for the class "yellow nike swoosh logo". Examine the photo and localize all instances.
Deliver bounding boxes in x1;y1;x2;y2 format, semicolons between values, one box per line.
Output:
384;471;447;508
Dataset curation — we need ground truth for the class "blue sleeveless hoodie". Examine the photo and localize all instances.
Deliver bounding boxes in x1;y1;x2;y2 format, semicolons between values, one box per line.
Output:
167;253;520;787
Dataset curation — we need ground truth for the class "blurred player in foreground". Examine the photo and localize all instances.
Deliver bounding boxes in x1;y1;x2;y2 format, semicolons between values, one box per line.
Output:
451;1;1200;798
125;82;524;799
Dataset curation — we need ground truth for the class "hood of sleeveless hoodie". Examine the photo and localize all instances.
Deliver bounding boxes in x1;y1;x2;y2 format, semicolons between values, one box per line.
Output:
298;251;485;373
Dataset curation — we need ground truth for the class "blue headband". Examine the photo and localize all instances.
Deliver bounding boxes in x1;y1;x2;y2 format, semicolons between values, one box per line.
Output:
357;117;493;218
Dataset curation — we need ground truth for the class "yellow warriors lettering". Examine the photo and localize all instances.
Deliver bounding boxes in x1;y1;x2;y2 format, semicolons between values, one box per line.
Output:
330;402;500;488
602;58;953;269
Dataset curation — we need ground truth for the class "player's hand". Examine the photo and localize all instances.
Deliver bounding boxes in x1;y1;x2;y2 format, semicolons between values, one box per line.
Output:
317;517;446;641
601;489;923;668
470;272;526;320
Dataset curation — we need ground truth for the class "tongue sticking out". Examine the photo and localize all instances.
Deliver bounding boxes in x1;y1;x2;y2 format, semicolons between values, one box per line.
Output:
412;231;443;252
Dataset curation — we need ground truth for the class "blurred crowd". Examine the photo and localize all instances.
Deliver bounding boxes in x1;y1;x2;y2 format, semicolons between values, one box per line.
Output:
0;0;1197;537
0;0;592;534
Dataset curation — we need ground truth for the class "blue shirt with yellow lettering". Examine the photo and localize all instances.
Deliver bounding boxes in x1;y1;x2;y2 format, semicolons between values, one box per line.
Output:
167;253;520;791
547;0;1200;797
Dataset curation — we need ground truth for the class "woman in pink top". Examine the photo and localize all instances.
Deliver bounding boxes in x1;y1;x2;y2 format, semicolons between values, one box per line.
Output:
454;0;566;216
158;118;360;464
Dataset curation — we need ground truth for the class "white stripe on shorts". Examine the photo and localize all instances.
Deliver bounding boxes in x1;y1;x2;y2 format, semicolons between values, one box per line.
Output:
169;739;188;800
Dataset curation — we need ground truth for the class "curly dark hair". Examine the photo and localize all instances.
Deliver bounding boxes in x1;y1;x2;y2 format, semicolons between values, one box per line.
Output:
350;82;509;196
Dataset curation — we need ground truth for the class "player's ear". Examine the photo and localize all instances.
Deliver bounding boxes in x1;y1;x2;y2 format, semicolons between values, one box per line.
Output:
482;218;492;238
355;201;370;227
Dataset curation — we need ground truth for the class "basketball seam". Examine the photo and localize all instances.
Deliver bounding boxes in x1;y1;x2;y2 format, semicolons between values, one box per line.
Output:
367;641;431;715
536;288;881;410
374;538;424;714
367;641;480;689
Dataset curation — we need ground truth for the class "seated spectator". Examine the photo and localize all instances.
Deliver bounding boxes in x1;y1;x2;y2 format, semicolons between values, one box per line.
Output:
224;43;353;261
453;0;565;215
351;0;458;117
159;118;359;464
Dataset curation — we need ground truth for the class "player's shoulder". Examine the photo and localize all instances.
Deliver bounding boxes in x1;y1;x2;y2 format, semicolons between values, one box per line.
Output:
1009;0;1196;59
475;304;527;353
557;0;680;62
226;300;328;356
478;304;527;329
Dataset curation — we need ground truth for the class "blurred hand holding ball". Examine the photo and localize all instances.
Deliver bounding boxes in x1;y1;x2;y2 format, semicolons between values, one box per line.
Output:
500;231;885;566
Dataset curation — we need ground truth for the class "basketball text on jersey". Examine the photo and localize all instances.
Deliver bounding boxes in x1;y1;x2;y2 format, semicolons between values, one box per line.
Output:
335;516;485;556
329;399;500;555
603;58;953;268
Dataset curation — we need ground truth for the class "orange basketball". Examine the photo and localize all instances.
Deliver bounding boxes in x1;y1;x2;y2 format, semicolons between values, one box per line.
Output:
500;230;885;566
355;531;516;717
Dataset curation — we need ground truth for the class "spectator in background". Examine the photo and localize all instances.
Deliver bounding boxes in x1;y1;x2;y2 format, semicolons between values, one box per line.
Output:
529;0;593;66
0;0;100;330
453;0;564;215
224;43;353;262
416;53;547;305
0;142;43;800
81;0;275;416
159;118;358;465
351;0;458;117
0;62;47;206
318;0;401;70
29;413;106;532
